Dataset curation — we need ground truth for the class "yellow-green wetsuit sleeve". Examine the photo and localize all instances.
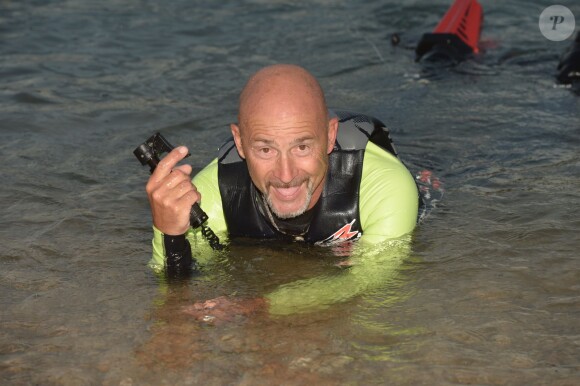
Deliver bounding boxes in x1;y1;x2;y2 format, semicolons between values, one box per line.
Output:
149;159;225;270
265;237;413;315
358;141;419;242
265;141;418;315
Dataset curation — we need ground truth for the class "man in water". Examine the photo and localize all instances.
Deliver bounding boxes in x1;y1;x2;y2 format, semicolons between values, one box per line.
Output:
145;64;419;315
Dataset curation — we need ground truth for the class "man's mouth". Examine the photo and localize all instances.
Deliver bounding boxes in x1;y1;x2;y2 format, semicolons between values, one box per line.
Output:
271;185;302;200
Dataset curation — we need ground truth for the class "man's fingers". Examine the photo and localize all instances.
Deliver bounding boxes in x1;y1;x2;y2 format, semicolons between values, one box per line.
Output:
161;169;192;190
147;166;189;196
179;188;201;205
144;145;203;235
151;146;189;180
173;163;193;175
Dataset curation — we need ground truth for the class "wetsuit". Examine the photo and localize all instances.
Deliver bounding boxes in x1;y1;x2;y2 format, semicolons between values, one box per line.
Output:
150;110;419;272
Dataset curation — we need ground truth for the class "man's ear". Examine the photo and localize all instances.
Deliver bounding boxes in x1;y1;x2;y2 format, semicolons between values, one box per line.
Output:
326;117;339;154
230;123;246;159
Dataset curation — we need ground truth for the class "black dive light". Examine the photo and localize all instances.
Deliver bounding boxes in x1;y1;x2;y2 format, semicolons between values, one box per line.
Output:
134;132;175;172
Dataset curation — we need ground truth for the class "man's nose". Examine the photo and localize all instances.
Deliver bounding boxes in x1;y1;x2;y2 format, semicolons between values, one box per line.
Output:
274;153;297;183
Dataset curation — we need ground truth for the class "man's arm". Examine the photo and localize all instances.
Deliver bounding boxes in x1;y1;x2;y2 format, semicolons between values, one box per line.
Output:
265;237;412;315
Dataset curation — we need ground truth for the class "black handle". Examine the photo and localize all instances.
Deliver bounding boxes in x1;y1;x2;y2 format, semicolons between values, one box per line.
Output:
189;203;208;229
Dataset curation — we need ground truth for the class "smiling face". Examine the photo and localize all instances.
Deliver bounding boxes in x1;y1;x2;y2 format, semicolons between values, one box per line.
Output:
231;65;338;219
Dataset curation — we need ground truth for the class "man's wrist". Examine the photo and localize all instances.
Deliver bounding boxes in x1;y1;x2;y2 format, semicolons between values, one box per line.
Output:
161;232;195;276
163;233;188;251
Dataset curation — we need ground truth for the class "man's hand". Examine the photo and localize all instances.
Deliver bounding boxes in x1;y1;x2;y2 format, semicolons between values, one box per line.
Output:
181;296;267;324
146;146;200;235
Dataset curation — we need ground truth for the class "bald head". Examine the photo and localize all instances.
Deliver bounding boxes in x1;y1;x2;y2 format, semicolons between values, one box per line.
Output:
230;64;339;219
238;64;328;128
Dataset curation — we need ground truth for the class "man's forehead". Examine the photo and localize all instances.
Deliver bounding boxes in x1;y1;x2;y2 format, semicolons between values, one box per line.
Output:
240;113;325;132
250;134;316;144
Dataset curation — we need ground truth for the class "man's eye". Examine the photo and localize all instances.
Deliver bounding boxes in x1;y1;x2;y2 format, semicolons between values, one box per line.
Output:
256;147;275;158
294;144;310;154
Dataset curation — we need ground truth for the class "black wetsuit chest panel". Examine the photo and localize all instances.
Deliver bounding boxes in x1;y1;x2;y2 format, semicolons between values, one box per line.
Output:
217;147;364;243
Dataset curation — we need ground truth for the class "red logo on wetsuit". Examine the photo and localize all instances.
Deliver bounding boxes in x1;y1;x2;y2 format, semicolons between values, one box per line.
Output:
317;219;361;245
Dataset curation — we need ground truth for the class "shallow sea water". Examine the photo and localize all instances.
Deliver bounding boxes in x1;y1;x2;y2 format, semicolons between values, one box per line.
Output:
1;0;579;385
